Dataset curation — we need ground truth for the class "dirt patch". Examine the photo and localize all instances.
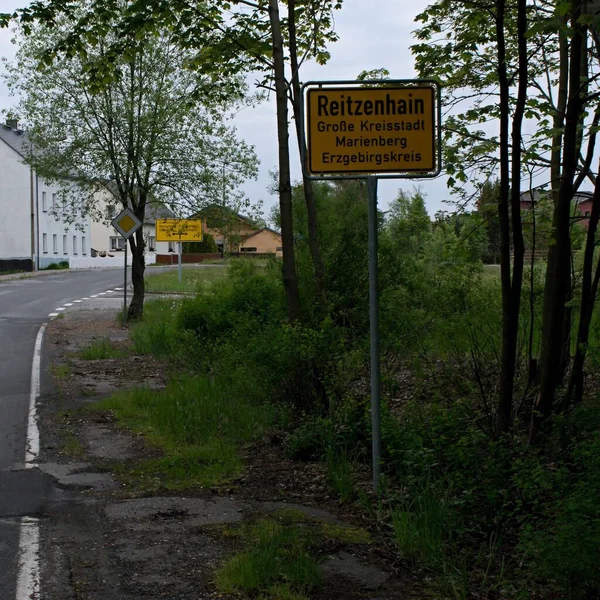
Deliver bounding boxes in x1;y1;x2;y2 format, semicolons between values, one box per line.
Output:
37;309;429;599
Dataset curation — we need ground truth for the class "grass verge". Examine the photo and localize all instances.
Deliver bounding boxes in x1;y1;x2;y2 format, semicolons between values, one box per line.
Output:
145;266;227;293
79;338;128;360
215;519;320;600
95;375;274;489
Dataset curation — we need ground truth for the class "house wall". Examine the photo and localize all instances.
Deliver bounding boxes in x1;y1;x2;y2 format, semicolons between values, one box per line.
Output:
239;229;283;257
203;217;258;253
90;193;170;262
0;139;33;269
37;177;91;269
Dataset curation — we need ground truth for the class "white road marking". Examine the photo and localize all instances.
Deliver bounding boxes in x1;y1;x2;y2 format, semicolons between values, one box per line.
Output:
17;323;46;598
25;322;46;467
48;313;59;318
16;517;40;600
64;303;73;307
54;308;65;312
90;295;98;298
81;297;90;300
73;300;82;303
98;292;107;295
114;287;123;291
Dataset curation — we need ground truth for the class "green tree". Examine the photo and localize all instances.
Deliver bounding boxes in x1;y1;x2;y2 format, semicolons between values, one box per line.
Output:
2;0;344;322
4;19;257;319
413;0;600;439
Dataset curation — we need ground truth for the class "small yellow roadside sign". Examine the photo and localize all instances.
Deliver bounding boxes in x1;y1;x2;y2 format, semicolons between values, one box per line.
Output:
306;85;437;175
155;219;203;242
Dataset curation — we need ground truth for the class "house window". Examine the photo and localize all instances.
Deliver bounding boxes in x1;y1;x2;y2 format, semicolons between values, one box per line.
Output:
63;235;67;254
148;236;156;251
82;236;87;255
53;234;58;253
106;205;116;220
276;246;283;252
52;193;57;210
73;235;77;254
240;247;257;253
42;192;47;212
42;233;48;253
110;236;126;250
168;241;175;252
585;211;591;217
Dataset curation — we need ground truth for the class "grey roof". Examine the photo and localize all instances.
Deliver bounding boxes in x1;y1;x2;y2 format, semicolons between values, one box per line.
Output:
520;189;593;204
0;124;30;158
144;202;176;224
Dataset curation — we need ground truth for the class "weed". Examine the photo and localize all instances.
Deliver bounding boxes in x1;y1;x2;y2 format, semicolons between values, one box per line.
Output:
51;364;71;380
61;430;85;457
320;522;370;544
215;519;320;598
326;448;355;504
391;489;448;565
274;508;309;524
97;375;274;488
79;338;127;360
145;266;227;293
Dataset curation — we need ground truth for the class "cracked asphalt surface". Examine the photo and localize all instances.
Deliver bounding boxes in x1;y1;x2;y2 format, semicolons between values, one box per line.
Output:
0;269;127;600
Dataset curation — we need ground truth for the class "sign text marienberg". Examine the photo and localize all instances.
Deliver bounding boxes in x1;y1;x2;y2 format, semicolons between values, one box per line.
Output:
306;85;437;175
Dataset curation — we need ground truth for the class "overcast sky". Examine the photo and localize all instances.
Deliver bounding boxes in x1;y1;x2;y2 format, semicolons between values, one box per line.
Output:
0;0;453;220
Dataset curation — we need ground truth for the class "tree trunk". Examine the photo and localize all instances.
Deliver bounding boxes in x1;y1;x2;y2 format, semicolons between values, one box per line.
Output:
565;166;600;407
496;0;527;437
269;0;301;322
530;5;585;444
287;0;325;293
128;226;145;320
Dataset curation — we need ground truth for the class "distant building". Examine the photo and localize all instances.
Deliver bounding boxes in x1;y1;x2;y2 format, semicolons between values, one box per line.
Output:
520;189;594;227
239;228;283;257
91;192;176;256
0;121;91;271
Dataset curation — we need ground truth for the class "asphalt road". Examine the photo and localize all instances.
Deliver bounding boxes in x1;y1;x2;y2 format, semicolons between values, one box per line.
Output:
0;268;128;600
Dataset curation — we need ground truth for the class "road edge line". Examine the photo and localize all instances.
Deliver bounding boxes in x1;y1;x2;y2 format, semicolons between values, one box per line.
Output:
16;322;46;600
25;322;46;468
16;516;40;600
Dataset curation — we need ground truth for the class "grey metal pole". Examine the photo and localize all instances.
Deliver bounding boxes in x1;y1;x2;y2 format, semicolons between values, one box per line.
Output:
367;176;381;493
123;243;128;324
178;242;182;284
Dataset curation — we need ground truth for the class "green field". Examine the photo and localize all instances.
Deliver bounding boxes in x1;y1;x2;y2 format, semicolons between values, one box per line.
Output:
145;266;227;293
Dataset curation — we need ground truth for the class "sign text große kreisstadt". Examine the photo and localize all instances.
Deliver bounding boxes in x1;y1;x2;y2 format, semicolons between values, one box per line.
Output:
306;85;436;175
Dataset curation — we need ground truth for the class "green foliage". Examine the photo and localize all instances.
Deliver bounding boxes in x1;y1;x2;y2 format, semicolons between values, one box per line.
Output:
215;519;320;599
182;233;218;254
79;338;127;360
42;260;69;270
326;447;355;504
144;266;227;293
391;489;448;565
99;374;274;489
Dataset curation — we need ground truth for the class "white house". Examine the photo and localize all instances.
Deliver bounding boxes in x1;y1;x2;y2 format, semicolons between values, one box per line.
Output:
0;121;91;271
91;192;176;258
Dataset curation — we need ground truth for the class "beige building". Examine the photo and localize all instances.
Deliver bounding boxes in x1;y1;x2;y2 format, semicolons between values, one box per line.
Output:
239;228;283;257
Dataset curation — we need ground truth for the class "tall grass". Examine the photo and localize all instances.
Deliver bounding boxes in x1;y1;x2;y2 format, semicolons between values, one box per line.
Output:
215;519;320;599
99;374;274;487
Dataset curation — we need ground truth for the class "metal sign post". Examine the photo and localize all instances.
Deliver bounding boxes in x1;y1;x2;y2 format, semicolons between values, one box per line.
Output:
178;242;182;284
367;176;382;491
123;244;128;324
302;79;442;494
111;208;142;325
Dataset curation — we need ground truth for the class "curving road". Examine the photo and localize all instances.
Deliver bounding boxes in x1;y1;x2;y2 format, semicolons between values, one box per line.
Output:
0;268;130;600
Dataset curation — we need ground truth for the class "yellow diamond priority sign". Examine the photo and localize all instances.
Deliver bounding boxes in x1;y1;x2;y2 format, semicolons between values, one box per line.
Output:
112;208;142;239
